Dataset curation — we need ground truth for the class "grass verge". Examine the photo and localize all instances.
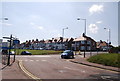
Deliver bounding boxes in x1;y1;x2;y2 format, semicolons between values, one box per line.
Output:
12;49;63;55
87;53;120;68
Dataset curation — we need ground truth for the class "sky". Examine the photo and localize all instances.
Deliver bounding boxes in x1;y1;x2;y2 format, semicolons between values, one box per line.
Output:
0;1;119;46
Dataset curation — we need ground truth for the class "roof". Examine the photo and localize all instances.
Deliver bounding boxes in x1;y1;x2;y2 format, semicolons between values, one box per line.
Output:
96;41;108;48
63;38;68;42
73;36;87;42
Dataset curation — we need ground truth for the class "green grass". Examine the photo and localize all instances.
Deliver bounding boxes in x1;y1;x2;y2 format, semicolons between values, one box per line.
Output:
87;53;120;68
12;49;63;55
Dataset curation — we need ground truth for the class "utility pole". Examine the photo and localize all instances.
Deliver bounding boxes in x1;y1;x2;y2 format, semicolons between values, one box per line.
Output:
104;28;111;52
62;27;68;50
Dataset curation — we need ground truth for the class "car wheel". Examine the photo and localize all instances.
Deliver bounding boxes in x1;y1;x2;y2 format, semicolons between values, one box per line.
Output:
72;56;74;59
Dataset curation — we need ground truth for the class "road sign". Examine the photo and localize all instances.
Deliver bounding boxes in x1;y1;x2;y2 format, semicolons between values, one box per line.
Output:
13;40;20;45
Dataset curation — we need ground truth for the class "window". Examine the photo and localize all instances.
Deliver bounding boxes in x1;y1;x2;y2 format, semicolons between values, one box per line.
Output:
87;41;91;44
87;46;91;50
81;41;85;44
81;46;85;50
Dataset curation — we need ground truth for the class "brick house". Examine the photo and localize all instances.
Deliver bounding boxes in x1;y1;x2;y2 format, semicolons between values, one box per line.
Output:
96;40;113;51
72;35;96;51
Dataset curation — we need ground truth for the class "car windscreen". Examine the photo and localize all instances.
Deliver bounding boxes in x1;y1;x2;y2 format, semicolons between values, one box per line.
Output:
63;50;71;53
25;51;30;53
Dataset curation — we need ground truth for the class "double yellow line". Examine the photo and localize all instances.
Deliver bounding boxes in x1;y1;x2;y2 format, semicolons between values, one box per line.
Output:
18;60;42;81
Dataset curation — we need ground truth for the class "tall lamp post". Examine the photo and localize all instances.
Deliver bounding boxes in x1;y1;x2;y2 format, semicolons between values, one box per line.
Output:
77;18;87;58
62;27;68;50
104;28;111;52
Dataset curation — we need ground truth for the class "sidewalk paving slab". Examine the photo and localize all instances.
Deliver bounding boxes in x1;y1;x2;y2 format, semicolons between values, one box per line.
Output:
1;60;30;80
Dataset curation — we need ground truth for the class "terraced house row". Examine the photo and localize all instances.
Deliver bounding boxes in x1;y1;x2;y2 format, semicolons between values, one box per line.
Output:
20;34;97;51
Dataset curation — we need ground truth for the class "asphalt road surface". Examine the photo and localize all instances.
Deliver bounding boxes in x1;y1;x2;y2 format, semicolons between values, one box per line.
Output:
16;54;119;80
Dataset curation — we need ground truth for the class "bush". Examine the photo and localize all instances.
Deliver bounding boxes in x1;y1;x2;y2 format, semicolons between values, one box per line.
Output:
87;53;120;68
110;46;120;53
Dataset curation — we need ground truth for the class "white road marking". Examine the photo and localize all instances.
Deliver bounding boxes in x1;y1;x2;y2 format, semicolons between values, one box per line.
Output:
101;76;111;79
32;55;51;57
41;60;47;62
24;60;28;61
20;59;40;62
58;70;66;73
64;67;86;73
36;60;39;61
30;60;34;62
16;55;51;58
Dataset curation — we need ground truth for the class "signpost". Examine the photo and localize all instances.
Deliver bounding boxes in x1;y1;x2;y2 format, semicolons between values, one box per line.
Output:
3;34;17;65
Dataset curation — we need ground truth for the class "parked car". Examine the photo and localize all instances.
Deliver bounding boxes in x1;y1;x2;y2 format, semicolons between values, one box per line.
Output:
21;51;32;55
10;51;15;55
61;50;74;59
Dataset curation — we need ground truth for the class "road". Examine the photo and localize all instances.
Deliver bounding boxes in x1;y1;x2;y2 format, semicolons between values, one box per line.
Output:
16;54;119;80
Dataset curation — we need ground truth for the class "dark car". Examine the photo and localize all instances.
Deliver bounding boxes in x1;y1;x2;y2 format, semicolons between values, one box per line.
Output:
21;51;32;55
61;50;74;59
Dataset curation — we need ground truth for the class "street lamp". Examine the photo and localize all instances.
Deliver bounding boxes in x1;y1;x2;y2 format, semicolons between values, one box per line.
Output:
104;28;111;52
62;27;68;50
77;18;87;58
0;17;8;20
77;18;86;35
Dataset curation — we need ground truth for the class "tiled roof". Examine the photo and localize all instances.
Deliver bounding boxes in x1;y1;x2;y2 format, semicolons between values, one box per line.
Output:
96;41;108;48
73;36;87;42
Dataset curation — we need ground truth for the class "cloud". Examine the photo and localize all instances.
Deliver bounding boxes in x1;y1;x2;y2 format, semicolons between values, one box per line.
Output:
96;21;102;24
30;22;44;30
88;24;99;34
30;22;35;25
38;26;43;30
89;4;104;14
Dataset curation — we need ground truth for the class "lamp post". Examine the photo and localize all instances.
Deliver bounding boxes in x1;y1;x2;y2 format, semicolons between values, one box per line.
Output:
77;18;86;35
0;17;8;20
77;18;87;58
62;27;68;50
104;28;111;52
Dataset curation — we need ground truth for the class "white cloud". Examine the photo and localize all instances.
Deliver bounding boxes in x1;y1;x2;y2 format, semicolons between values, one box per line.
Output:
88;24;99;34
38;26;43;30
30;22;35;25
30;22;44;30
89;4;104;14
96;21;102;24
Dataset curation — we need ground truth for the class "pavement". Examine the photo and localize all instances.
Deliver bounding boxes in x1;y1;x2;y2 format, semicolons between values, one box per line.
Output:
1;54;120;81
1;60;32;81
71;55;120;73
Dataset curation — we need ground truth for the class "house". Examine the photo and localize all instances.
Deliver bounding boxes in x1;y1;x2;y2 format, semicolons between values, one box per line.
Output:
51;37;63;50
96;40;112;51
20;34;96;51
72;34;96;51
